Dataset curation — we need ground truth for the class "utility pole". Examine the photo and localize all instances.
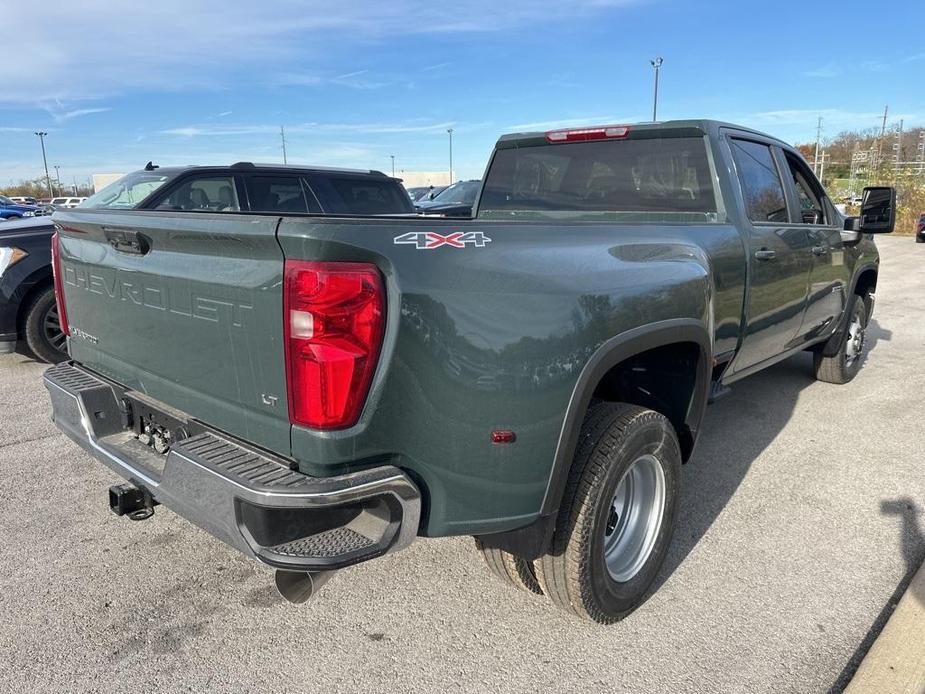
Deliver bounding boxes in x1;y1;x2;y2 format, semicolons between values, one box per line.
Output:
894;119;903;173
917;130;925;174
650;57;664;122
390;155;395;177
447;128;454;184
72;176;78;195
53;165;62;195
34;132;52;198
813;116;823;175
876;105;888;167
280;126;288;164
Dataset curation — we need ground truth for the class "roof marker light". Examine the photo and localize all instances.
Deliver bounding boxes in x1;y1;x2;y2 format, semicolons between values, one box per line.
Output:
545;125;630;143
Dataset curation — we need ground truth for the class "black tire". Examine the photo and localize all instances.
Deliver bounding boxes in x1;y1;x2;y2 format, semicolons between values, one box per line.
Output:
534;403;681;623
473;539;542;595
4;215;21;222
813;294;867;385
23;286;68;364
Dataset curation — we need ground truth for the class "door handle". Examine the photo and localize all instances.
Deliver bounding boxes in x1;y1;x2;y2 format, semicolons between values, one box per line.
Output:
812;246;828;256
754;249;777;261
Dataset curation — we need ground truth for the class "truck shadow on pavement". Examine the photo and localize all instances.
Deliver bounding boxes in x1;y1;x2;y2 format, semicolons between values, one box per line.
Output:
653;351;817;592
652;322;890;595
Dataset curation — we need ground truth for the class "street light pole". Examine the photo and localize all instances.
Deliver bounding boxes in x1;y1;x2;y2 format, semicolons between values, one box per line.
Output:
650;57;663;122
390;155;395;177
447;128;454;184
34;132;52;197
53;165;62;195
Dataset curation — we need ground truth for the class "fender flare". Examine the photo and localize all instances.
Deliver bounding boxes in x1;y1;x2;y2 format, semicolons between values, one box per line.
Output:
821;261;878;357
476;318;712;560
539;318;712;517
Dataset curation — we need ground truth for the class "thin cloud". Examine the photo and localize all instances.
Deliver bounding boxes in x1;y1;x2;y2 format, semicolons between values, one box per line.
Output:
508;115;632;131
161;120;458;137
803;63;841;78
0;0;639;104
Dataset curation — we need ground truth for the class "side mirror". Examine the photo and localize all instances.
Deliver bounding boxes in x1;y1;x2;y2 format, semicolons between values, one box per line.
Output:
845;186;895;233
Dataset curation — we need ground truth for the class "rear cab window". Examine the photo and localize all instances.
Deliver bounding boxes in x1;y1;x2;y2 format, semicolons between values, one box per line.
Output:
478;135;718;222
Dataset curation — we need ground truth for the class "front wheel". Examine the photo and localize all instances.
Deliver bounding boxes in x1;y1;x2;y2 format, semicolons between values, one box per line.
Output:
813;294;868;384
534;403;680;623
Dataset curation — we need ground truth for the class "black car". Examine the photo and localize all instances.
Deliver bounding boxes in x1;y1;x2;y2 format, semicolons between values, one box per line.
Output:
916;212;925;243
415;180;481;217
0;217;66;363
406;185;448;203
83;162;415;216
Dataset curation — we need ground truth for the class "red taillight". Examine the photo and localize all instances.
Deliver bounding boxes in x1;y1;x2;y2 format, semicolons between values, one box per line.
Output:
283;260;385;430
545;125;630;143
50;231;70;337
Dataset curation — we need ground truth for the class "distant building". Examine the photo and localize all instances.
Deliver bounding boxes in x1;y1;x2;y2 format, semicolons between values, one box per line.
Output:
394;171;452;187
92;173;126;193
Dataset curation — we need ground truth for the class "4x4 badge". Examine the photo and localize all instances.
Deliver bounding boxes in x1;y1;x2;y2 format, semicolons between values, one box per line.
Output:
394;231;492;249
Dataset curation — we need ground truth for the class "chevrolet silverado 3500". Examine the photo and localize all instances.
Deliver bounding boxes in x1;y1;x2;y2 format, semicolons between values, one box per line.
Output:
44;121;894;622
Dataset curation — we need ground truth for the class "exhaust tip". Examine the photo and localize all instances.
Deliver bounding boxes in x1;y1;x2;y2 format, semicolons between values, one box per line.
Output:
274;569;337;604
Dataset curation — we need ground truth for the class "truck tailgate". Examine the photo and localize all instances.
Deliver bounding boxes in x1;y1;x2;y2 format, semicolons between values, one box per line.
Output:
53;210;290;455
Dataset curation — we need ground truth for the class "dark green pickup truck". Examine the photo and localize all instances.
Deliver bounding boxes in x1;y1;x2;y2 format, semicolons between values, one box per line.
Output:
44;121;895;623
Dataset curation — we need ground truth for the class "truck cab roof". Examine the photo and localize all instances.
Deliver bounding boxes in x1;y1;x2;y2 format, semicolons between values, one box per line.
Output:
497;119;790;149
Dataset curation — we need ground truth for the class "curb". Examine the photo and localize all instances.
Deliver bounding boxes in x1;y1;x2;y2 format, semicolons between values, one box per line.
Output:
844;561;925;693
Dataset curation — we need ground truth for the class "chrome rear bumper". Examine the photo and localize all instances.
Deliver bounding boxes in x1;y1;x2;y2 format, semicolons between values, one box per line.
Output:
43;362;421;571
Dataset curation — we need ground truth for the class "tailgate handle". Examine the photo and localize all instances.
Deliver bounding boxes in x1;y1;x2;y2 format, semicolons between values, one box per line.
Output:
104;228;150;255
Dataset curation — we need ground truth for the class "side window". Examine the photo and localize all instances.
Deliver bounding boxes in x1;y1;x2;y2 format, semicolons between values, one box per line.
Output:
155;176;239;212
311;176;414;215
783;153;826;225
245;175;318;213
729;139;788;223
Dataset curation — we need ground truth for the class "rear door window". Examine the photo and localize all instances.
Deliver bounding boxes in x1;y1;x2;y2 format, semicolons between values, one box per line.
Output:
244;175;318;213
729;139;788;223
478;136;717;221
154;175;240;212
309;175;413;215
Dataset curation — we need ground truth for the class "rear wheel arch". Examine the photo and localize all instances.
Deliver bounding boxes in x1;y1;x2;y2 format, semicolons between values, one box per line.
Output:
541;319;711;519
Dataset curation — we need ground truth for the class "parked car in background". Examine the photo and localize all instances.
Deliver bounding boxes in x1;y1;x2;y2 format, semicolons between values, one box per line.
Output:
916;212;925;243
0;195;41;221
49;197;86;209
406;185;448;203
0;216;64;362
415;179;481;216
80;162;414;215
8;196;39;206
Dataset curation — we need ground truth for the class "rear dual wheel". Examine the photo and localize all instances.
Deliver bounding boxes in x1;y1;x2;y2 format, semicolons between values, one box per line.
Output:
476;403;680;623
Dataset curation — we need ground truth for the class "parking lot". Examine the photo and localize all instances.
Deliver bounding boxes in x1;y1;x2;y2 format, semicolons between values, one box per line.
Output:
0;234;921;693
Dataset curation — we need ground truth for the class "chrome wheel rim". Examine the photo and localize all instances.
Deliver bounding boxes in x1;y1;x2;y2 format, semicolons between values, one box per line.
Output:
42;303;67;352
603;454;666;583
844;309;865;367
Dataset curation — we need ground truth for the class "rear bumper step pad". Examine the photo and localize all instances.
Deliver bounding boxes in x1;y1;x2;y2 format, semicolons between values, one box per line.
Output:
44;362;421;571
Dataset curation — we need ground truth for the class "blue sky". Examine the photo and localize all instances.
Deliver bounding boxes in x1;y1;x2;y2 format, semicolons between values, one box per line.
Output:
2;0;923;187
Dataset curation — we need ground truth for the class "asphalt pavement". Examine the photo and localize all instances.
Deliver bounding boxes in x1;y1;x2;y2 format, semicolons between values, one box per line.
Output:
0;235;922;693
